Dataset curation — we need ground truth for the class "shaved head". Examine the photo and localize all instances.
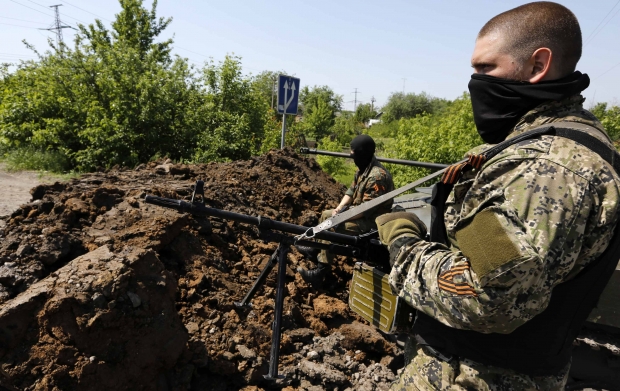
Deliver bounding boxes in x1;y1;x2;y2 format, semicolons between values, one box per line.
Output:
478;2;582;78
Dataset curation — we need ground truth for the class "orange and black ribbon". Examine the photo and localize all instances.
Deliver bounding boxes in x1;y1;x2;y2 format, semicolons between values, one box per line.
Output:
438;262;478;297
440;154;487;185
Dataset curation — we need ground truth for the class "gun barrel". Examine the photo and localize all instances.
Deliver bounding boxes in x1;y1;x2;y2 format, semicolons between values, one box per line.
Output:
299;148;448;170
144;195;360;246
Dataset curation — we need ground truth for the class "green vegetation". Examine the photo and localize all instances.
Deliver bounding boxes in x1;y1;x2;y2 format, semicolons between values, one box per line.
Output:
381;91;448;125
315;136;356;185
591;102;620;142
380;94;481;187
0;0;618;189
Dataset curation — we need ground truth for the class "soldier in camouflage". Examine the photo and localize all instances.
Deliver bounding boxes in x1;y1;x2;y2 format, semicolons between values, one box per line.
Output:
375;3;620;390
297;134;394;284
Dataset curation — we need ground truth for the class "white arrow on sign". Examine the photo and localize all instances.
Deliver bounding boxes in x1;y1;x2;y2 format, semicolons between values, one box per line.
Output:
283;79;296;112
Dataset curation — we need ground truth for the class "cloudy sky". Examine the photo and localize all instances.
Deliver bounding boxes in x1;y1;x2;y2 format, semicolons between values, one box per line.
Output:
2;0;619;110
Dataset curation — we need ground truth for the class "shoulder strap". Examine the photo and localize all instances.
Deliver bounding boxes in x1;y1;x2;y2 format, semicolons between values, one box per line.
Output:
482;122;620;175
430;121;620;244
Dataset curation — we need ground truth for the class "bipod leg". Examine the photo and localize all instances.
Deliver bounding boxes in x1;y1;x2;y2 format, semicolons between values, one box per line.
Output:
234;247;279;308
264;242;289;380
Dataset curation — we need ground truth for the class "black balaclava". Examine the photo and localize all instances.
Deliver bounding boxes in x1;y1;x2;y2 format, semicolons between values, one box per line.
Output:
468;71;590;144
350;134;376;170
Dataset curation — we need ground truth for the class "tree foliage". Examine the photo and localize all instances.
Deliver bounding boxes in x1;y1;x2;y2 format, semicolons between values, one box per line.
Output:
0;0;204;170
299;86;342;140
383;93;482;187
0;0;285;170
382;91;448;123
193;56;273;163
354;103;377;124
591;102;620;144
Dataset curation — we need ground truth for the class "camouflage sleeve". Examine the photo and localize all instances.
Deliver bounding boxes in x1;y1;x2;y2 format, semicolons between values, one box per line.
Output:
361;168;390;201
389;155;610;334
360;168;391;217
345;174;357;197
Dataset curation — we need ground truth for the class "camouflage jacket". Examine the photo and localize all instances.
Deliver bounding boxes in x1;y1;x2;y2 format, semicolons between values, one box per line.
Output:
345;156;395;218
390;94;620;335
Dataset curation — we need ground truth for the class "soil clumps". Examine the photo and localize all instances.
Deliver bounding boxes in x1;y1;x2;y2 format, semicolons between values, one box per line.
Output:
0;149;402;391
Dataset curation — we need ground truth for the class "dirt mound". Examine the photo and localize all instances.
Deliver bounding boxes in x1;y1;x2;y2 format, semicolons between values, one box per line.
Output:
0;148;402;391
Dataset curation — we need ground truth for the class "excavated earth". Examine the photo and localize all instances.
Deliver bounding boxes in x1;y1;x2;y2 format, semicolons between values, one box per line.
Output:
0;149;403;391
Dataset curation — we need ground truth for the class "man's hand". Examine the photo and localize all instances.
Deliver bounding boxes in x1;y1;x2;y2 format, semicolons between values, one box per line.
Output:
375;212;427;246
331;208;340;217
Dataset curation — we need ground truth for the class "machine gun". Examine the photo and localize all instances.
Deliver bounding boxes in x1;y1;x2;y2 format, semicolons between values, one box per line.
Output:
144;180;390;380
299;147;449;170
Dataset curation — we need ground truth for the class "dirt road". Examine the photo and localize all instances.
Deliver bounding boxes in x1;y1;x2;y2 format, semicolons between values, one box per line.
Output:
0;163;46;226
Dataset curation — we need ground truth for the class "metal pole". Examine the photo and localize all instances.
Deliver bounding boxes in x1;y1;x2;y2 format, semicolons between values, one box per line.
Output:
265;243;289;379
280;113;286;149
271;76;276;110
299;148;449;170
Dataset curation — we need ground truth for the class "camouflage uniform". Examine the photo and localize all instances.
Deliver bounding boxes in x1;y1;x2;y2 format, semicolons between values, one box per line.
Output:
317;156;395;265
389;95;620;390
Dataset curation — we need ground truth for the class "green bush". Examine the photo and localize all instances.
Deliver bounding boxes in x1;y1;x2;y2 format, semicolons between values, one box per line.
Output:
384;93;482;187
315;136;356;185
3;147;72;172
591;102;620;144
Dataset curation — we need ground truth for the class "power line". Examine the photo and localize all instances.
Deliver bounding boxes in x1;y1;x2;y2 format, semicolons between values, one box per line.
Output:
0;52;38;57
62;0;112;22
0;16;47;24
595;60;620;80
39;4;74;45
24;0;88;25
9;0;54;18
584;0;620;46
352;88;361;111
0;21;43;29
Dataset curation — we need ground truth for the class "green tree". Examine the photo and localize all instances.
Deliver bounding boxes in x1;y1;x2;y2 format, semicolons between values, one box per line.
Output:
193;55;271;162
0;0;202;170
591;102;620;144
304;97;336;141
251;70;285;111
354;103;377;124
331;112;363;146
382;91;448;123
315;136;356;184
299;85;343;116
384;93;482;187
298;85;342;140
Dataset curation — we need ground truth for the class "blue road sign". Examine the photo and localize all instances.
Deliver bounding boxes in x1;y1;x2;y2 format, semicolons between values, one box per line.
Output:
277;75;300;115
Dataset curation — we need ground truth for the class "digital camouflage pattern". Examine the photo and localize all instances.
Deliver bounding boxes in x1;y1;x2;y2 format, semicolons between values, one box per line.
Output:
388;95;620;390
317;157;395;265
391;346;570;391
345;156;395;218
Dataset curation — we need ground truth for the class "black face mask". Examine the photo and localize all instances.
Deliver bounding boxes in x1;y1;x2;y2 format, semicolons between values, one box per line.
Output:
468;71;590;144
350;134;376;170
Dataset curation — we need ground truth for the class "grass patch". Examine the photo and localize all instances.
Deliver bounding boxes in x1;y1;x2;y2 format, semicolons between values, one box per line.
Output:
1;147;77;178
3;148;71;172
332;161;356;186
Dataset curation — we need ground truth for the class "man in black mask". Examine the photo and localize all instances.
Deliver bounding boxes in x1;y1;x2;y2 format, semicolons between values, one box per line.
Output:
297;134;394;285
376;2;620;390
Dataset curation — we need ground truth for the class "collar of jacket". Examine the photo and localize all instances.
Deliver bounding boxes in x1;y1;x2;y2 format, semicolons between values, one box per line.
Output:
507;94;592;139
358;156;378;179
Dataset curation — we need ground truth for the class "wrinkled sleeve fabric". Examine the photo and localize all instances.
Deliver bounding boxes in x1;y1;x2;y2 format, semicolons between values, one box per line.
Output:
389;155;600;334
360;168;391;217
345;174;357;198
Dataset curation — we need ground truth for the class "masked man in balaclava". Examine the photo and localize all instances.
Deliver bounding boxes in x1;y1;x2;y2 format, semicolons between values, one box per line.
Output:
297;134;395;285
375;2;620;389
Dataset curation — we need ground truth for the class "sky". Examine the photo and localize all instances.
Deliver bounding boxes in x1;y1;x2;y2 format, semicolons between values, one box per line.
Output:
2;0;619;111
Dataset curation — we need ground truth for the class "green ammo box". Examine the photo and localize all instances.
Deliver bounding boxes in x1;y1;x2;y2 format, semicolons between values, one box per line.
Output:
349;262;415;334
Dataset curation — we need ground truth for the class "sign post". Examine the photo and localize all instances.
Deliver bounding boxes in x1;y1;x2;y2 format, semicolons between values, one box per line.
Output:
277;75;300;149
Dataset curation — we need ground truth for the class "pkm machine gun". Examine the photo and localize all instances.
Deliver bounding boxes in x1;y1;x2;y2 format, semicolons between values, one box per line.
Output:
144;181;392;380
